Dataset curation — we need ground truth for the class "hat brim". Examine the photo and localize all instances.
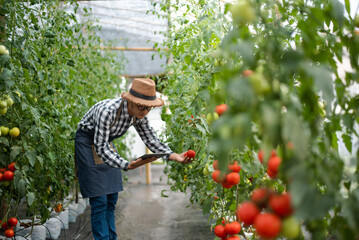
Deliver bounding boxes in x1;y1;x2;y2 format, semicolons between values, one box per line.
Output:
121;92;164;107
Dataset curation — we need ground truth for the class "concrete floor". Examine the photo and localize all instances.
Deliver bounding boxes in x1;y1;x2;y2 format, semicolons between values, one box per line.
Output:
57;163;214;240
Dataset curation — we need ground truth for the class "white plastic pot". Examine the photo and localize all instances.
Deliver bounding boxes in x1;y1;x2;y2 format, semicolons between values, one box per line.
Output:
44;217;62;240
15;219;45;240
68;203;79;223
77;199;87;214
58;209;69;229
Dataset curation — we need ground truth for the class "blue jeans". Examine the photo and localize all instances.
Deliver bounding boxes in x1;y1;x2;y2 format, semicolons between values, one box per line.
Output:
89;193;118;240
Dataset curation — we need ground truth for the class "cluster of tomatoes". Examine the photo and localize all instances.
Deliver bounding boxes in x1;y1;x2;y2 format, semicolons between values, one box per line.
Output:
258;149;281;178
1;217;18;238
236;187;300;239
0;162;16;186
211;160;241;189
214;219;242;240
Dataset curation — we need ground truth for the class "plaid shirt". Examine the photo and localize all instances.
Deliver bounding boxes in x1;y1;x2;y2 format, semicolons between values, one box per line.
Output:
77;98;173;170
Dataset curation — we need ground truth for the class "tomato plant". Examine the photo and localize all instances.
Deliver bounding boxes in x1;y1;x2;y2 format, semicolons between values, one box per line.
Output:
152;0;359;238
0;0;128;224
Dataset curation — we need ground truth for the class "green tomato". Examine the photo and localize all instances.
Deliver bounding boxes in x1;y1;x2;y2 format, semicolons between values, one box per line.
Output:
0;126;9;136
354;15;359;28
0;101;7;109
0;108;7;116
203;167;210;176
249;72;270;94
206;112;219;125
229;0;256;24
282;216;301;239
5;97;13;107
0;45;7;55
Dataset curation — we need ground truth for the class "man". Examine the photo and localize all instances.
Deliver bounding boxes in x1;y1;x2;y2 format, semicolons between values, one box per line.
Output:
75;78;191;240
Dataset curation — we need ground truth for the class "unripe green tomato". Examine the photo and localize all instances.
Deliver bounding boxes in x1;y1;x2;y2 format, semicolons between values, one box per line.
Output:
282;216;301;239
207;112;219;125
0;108;7;116
203;167;210;176
5;97;13;107
0;101;7;109
249;73;270;94
0;126;9;136
354;15;359;28
0;45;7;54
229;0;255;24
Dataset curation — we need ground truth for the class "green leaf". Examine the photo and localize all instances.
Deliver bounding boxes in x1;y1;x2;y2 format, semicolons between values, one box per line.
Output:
202;197;213;215
344;0;350;15
0;68;14;88
30;107;40;121
27;192;36;206
10;146;21;161
0;54;10;66
25;149;37;167
306;64;334;111
342;133;352;153
282;109;310;161
184;55;191;65
16;179;27;196
330;0;345;27
0;137;9;146
195;123;207;135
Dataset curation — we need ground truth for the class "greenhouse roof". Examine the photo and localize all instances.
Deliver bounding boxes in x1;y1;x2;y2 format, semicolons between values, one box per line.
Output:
76;0;168;77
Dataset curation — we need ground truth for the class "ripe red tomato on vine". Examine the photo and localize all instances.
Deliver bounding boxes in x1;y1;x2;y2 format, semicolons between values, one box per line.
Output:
185;150;196;159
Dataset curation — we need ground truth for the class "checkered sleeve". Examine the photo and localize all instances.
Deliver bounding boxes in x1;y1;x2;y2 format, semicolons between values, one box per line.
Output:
134;117;173;158
93;105;130;170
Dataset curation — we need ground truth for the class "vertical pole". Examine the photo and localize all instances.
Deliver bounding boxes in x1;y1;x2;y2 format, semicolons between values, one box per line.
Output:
145;147;151;184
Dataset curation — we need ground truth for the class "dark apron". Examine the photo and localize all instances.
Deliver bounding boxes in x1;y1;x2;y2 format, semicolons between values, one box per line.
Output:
75;130;124;198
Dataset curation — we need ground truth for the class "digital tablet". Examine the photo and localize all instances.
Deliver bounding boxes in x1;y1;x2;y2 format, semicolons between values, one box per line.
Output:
139;153;169;160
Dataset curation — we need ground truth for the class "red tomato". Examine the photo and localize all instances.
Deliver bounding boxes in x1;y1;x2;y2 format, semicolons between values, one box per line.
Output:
7;217;18;227
269;193;294;218
5;228;14;238
236;201;260;226
8;162;16;172
0;172;3;181
212;170;226;183
268;156;281;173
0;168;6;173
251;188;271;208
242;69;254;77
224;221;241;235
221;180;233;189
228;161;241;172
258;149;277;163
225;172;240;185
267;155;281;179
214;225;228;238
227;236;241;240
3;171;14;181
215;104;228;116
254;213;282;239
186;150;196;159
266;167;278;179
1;221;9;230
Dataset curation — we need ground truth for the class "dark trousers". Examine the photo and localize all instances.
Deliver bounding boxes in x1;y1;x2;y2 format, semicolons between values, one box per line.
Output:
89;193;119;240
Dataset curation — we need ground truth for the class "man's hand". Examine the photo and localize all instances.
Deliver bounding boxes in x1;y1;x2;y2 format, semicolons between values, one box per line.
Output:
168;152;194;164
127;157;158;170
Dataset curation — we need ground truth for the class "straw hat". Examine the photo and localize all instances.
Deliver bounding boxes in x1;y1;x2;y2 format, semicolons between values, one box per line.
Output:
121;78;164;107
